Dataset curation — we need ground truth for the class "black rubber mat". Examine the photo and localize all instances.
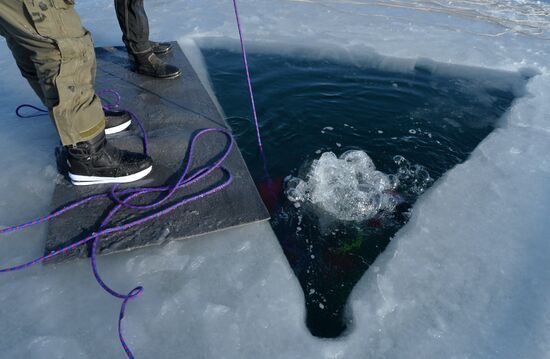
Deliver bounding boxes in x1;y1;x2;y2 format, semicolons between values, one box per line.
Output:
45;42;269;263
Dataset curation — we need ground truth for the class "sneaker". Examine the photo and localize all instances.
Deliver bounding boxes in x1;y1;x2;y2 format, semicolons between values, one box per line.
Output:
104;109;132;135
131;52;181;79
151;41;173;55
66;131;152;186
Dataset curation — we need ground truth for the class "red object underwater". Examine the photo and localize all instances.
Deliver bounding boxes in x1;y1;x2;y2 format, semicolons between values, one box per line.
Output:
256;176;285;214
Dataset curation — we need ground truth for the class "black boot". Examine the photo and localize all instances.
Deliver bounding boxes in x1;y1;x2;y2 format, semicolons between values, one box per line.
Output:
104;109;132;135
66;132;153;186
131;52;181;79
151;41;173;55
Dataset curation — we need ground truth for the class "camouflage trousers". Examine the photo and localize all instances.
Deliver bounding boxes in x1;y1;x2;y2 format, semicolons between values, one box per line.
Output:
0;0;104;145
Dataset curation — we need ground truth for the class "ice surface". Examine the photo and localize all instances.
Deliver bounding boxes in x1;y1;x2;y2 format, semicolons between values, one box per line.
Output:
0;223;321;359
1;0;550;358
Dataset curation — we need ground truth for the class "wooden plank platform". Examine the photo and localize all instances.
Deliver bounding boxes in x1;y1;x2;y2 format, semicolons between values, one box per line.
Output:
45;42;269;263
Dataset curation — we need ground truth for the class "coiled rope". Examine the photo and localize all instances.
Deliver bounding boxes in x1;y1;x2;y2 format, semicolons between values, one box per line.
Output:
2;0;264;357
6;91;234;358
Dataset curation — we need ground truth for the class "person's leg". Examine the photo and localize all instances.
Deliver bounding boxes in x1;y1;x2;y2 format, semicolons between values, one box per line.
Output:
113;0;173;55
114;0;181;79
0;0;104;145
114;0;151;55
3;33;44;102
0;0;152;185
3;23;132;136
6;30;133;136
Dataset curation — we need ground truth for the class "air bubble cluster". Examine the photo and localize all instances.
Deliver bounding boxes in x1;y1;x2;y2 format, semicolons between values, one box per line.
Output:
393;155;433;196
285;151;432;221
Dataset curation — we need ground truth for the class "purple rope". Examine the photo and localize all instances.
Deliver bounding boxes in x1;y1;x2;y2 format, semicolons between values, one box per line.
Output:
126;109;150;156
231;0;275;193
232;0;263;151
97;88;123;111
4;93;235;358
15;104;49;118
15;91;119;119
97;89;150;155
15;90;150;157
6;3;270;354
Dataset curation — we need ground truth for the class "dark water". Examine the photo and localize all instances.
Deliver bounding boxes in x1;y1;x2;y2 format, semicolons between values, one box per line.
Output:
202;48;516;337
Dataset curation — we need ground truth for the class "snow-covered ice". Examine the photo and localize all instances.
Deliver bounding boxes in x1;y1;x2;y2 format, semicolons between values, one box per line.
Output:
1;0;550;358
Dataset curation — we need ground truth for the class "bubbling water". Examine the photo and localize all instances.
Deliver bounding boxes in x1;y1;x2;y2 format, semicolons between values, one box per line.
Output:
285;150;432;222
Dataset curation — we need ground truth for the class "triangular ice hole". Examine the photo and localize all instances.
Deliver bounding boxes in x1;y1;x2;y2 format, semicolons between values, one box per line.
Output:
202;47;527;338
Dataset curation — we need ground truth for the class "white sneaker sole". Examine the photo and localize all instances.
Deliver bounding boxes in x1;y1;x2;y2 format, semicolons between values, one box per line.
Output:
105;119;132;135
69;166;153;186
